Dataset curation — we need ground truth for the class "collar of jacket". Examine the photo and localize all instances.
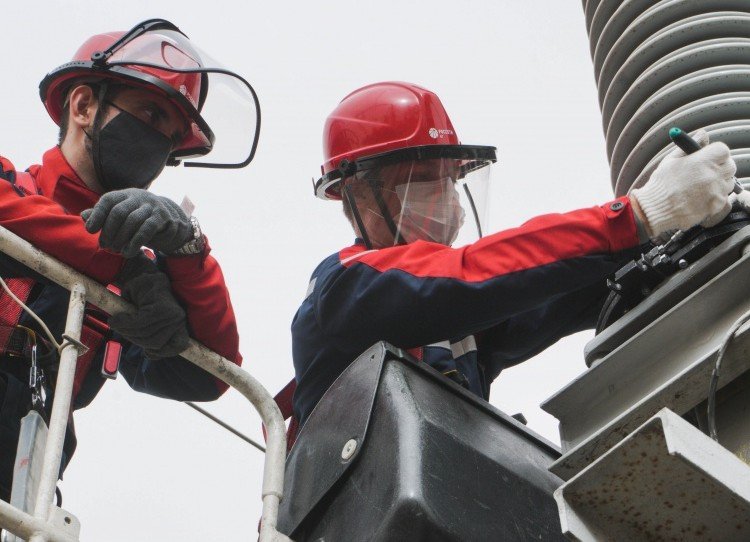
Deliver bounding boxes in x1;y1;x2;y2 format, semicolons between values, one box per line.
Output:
27;147;100;214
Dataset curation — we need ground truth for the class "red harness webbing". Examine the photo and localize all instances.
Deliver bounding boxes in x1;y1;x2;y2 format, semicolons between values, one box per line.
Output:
0;279;34;331
0;172;38;344
0;171;117;396
73;323;105;398
266;378;299;453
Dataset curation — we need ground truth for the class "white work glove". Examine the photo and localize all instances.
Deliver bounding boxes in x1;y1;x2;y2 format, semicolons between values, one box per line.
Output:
630;130;736;239
730;189;750;212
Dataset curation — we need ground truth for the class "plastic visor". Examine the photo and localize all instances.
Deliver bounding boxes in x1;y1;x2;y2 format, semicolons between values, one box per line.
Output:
104;29;260;168
342;157;492;248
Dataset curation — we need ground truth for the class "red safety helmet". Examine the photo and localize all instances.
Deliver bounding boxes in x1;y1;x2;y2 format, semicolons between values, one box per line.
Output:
39;19;261;168
315;81;496;200
315;82;497;249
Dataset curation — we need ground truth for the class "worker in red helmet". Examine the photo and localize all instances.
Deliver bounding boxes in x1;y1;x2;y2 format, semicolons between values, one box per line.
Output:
0;19;259;499
285;81;738;436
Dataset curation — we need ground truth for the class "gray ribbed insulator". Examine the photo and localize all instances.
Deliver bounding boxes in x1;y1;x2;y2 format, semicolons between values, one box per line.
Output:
582;0;750;196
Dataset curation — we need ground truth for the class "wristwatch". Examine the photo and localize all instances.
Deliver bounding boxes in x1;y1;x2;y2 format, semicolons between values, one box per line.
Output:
171;216;206;256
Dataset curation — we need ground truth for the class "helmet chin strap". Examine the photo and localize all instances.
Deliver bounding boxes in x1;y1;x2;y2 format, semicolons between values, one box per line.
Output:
87;82;111;189
462;183;483;238
365;177;407;246
343;185;373;250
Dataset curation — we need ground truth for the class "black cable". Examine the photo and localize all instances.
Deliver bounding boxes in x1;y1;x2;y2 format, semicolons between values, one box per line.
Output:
462;183;483;238
185;402;266;453
706;308;750;441
366;176;406;245
344;185;372;249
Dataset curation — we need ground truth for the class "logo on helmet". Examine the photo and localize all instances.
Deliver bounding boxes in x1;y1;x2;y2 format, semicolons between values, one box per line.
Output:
428;127;454;139
179;84;196;107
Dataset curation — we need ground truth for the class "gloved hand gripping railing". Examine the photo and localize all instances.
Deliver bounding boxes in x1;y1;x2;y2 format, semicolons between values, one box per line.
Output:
0;225;292;542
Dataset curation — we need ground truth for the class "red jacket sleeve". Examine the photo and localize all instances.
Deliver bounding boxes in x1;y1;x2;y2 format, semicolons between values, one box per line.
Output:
0;159;123;283
345;197;639;281
164;237;243;394
315;198;640;348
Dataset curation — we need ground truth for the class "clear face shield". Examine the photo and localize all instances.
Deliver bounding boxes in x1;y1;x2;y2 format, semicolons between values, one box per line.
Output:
92;20;260;169
341;153;494;248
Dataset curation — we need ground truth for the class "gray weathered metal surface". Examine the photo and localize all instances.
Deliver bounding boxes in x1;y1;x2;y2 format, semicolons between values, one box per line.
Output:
542;234;750;479
555;408;750;541
48;507;81;540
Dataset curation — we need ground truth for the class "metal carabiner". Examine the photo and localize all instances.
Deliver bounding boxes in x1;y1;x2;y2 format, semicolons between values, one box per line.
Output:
29;343;45;410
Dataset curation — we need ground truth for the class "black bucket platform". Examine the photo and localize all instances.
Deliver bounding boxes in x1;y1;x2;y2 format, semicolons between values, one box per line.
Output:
277;342;565;541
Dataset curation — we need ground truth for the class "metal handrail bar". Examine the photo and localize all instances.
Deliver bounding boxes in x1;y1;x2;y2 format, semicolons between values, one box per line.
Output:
0;225;291;542
33;284;86;522
0;498;77;542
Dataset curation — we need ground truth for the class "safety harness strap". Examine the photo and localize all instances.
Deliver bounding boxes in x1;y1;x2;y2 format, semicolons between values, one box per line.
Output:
0;167;120;397
267;378;299;453
73;325;104;399
0;280;33;326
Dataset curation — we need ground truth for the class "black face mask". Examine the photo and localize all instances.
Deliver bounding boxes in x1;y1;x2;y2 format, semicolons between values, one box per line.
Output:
88;103;173;192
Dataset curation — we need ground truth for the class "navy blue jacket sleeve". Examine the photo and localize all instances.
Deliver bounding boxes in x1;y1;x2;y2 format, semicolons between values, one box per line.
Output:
0;253;47;282
112;250;240;403
477;280;609;383
117;341;222;402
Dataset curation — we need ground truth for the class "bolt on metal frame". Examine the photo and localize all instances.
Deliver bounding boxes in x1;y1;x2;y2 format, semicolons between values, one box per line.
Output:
0;225;292;542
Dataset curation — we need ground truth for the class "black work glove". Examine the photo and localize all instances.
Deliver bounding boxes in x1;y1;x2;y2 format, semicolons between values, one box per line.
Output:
81;188;192;258
110;256;190;359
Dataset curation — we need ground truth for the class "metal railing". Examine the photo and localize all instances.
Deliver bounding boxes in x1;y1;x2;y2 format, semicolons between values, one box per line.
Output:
0;225;292;542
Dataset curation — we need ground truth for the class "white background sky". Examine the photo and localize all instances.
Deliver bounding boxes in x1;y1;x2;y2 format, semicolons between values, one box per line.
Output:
0;1;621;540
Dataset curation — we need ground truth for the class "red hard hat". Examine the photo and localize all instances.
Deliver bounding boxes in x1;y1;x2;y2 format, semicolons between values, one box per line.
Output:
39;19;213;161
322;81;459;173
315;81;495;200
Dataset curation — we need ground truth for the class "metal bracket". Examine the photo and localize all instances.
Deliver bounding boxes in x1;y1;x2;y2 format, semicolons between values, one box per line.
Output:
543;232;750;480
555;408;750;541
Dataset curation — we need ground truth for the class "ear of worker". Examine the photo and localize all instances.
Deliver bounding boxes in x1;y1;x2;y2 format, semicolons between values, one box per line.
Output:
630;129;742;240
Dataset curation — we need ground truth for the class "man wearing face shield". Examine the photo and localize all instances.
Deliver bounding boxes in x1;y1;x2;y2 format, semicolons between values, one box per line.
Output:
0;19;259;499
287;81;738;438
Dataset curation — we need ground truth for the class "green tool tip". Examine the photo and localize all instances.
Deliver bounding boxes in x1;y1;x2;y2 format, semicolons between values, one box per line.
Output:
669;127;682;138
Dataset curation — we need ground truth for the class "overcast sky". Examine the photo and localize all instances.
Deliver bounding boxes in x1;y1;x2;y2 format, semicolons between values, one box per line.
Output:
1;2;619;540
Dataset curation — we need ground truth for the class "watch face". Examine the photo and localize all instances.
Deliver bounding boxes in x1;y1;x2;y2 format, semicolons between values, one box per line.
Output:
180;241;201;254
171;217;204;255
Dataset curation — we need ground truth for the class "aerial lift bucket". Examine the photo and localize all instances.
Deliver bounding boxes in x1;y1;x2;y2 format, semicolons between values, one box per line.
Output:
277;342;566;541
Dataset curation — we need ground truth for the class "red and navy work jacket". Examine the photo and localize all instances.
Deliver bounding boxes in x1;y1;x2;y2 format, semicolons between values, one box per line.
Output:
0;146;242;408
291;198;641;425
